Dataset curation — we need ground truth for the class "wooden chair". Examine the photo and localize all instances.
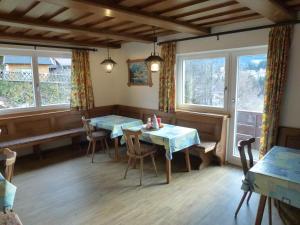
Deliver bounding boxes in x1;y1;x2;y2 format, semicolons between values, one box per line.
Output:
0;148;17;182
82;117;109;163
122;129;158;186
234;137;272;224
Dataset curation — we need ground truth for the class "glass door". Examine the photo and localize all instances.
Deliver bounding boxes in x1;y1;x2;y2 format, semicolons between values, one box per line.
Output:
228;48;267;165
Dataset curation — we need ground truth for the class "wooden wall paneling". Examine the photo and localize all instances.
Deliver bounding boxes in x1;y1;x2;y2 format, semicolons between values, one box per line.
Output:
115;105;143;120
277;127;300;149
14;117;52;138
52;111;83;131
86;105;116;118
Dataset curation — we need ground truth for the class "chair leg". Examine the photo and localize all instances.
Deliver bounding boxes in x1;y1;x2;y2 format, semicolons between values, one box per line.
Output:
91;141;96;163
86;141;92;155
104;138;109;154
235;191;248;218
140;158;144;186
100;139;105;152
124;157;132;179
150;154;158;176
247;191;253;204
131;158;137;169
268;197;272;225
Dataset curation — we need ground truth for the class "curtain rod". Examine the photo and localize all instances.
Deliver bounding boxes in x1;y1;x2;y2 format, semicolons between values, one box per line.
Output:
158;19;300;45
0;41;98;52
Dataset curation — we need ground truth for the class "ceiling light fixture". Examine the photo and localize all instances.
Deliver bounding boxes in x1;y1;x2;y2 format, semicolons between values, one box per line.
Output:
101;48;116;73
145;27;163;72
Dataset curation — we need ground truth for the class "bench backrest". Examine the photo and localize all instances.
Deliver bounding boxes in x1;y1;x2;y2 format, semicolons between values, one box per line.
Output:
0;110;82;142
114;105;227;143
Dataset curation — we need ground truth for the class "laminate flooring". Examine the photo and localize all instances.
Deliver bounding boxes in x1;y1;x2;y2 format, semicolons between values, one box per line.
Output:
13;145;284;225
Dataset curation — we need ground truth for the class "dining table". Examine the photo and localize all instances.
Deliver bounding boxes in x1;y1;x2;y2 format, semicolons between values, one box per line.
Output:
242;146;300;225
122;123;201;184
90;115;143;161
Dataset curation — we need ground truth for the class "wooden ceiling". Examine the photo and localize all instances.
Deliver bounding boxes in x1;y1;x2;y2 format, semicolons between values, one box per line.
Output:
0;0;299;49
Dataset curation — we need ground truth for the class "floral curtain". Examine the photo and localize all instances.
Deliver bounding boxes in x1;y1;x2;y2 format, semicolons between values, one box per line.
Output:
259;25;292;157
159;42;176;113
70;49;95;111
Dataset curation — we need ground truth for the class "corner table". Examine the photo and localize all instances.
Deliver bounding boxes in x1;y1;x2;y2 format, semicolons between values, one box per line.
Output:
242;146;300;225
90;115;143;160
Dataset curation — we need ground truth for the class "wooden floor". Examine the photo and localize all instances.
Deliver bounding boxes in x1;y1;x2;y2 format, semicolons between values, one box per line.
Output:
13;145;284;225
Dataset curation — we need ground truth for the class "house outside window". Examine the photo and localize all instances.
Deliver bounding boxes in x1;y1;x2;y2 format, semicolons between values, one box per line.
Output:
0;49;72;113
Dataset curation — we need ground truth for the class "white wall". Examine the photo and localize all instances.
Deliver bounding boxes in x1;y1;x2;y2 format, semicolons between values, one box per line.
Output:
110;24;269;110
280;25;300;128
89;49;119;107
90;23;300;128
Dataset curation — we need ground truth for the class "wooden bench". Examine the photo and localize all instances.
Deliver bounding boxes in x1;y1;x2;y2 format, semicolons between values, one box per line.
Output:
175;111;228;169
114;105;228;169
0;127;85;157
0;110;87;157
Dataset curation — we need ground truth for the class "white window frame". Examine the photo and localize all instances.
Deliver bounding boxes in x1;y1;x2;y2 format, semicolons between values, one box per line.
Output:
176;51;230;113
0;48;72;115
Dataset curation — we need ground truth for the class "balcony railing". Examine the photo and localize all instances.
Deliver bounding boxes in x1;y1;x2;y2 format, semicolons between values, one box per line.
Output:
236;110;262;151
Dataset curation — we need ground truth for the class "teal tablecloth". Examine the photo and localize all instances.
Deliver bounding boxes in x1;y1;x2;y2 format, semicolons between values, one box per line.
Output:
242;146;300;208
90;115;143;138
122;124;201;160
0;173;17;210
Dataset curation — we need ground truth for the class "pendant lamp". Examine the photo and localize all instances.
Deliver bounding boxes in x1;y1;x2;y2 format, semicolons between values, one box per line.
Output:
101;48;116;73
145;28;163;72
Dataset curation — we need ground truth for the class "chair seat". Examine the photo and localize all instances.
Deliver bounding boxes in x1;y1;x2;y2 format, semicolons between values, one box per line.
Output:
87;131;107;141
197;141;216;153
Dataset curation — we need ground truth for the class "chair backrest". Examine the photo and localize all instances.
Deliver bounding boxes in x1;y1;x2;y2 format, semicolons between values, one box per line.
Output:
0;148;17;182
82;116;93;138
122;129;143;156
237;138;256;176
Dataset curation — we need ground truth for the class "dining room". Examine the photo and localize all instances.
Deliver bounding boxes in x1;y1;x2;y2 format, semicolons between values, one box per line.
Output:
0;1;300;225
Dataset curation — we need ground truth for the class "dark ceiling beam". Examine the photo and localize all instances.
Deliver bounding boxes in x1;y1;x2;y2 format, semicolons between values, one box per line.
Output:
40;0;209;35
0;33;121;49
0;13;153;43
235;0;296;22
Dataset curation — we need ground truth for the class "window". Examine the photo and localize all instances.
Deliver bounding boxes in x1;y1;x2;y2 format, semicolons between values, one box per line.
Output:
0;55;35;110
38;57;71;106
0;49;71;113
177;53;228;111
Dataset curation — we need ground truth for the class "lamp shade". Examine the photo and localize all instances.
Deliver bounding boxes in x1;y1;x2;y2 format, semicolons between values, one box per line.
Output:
145;53;163;72
101;57;117;73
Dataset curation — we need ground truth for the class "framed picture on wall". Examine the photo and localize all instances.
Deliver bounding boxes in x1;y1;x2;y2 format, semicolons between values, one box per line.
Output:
127;59;153;87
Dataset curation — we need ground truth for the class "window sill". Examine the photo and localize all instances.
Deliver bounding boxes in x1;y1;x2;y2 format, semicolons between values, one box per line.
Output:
0;105;71;119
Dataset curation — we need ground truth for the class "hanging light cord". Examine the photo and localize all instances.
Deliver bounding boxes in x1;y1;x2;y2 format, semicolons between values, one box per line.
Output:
107;47;110;58
152;27;156;55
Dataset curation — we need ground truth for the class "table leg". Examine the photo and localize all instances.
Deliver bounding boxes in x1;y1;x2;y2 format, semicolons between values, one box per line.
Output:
255;195;267;225
166;159;171;184
184;148;191;172
114;137;120;161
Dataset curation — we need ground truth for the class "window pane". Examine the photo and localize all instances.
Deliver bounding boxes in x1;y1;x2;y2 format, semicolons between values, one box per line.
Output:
0;55;35;110
183;57;225;108
236;54;267;112
234;54;267;160
38;57;71;106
